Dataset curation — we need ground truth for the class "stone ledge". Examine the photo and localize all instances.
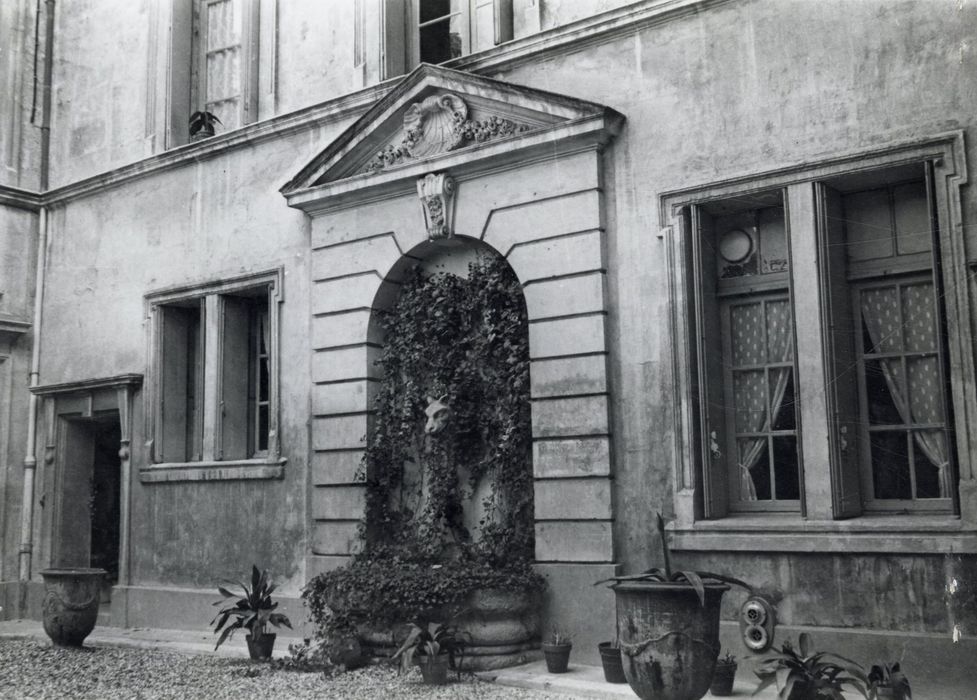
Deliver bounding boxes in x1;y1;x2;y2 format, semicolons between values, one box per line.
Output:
139;459;285;483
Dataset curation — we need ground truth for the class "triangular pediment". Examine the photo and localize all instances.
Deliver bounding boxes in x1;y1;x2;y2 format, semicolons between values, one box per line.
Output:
281;64;622;205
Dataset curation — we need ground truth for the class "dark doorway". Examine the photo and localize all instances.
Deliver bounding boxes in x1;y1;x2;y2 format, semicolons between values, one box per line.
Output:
90;417;121;590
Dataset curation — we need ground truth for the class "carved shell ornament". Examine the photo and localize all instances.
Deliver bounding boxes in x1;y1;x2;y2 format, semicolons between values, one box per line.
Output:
364;92;533;173
403;93;468;158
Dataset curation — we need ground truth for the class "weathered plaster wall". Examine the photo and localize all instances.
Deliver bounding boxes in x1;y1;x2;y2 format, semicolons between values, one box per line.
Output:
0;0;41;188
33;115;353;599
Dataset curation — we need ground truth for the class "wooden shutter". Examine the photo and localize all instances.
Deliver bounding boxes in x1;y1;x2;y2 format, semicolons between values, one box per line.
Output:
815;183;863;518
159;304;202;462
493;0;513;44
220;295;251;460
382;0;406;78
690;206;729;518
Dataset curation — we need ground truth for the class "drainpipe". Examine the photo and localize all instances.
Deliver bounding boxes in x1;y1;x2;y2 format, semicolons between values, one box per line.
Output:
19;0;55;583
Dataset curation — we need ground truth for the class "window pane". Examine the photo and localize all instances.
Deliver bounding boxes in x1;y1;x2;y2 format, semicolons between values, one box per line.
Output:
772;435;800;500
770;371;796;430
901;282;936;352
733;370;766;433
420;0;456;22
420;17;463;63
912;436;942;499
893;181;931;255
844;188;893;261
730;302;765;365
860;286;902;353
738;439;771;500
863;359;904;425
870;430;911;499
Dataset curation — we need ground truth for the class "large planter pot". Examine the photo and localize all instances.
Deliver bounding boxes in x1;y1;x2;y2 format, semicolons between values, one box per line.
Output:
612;581;728;700
40;568;106;647
245;633;276;660
419;653;450;684
598;641;627;683
358;588;540;671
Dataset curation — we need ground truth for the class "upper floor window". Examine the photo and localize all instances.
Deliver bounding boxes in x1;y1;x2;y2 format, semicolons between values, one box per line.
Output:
166;0;258;146
378;0;512;78
148;270;281;467
689;162;956;518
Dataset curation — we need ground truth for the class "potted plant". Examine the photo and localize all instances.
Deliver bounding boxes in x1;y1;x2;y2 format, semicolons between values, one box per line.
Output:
189;110;221;140
595;513;752;700
211;565;293;660
710;650;737;696
392;621;466;685
868;661;911;700
542;629;573;673
754;633;869;699
598;640;626;683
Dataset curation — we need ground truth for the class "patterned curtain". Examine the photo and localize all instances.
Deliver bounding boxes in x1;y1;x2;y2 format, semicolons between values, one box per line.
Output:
860;283;952;498
731;299;794;501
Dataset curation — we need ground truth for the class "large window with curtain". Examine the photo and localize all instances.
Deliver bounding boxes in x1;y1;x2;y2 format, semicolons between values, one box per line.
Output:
689;162;956;518
149;272;280;468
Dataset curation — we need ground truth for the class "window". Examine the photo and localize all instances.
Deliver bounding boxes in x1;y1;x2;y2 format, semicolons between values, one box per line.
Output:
166;0;258;146
689;162;957;518
149;271;281;468
378;0;513;78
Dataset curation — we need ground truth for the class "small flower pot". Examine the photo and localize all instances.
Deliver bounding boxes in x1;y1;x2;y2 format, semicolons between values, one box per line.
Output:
419;653;450;684
245;633;276;660
542;642;572;673
40;568;106;647
710;661;737;696
598;641;627;683
872;688;908;700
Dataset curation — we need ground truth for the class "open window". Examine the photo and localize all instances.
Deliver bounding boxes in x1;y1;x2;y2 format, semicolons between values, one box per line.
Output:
148;270;282;473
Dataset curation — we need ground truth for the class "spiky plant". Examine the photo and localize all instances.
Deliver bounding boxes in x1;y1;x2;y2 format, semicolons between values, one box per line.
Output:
868;661;911;700
211;565;292;650
392;621;467;672
595;513;752;605
755;633;869;700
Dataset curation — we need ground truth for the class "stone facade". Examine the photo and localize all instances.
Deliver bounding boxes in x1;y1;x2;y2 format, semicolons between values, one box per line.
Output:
1;0;977;692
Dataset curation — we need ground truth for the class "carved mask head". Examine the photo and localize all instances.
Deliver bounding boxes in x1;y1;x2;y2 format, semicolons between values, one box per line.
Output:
424;394;450;435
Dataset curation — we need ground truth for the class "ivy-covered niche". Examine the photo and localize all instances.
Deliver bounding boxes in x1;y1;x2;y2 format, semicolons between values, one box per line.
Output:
305;253;544;663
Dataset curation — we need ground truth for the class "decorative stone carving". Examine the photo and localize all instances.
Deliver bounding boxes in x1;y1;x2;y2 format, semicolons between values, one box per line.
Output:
417;173;455;240
364;92;533;173
404;93;468;158
423;394;451;434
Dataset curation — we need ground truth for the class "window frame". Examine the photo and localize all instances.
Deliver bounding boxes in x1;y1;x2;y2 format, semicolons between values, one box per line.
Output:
143;269;284;482
660;132;977;553
164;0;260;148
379;0;513;80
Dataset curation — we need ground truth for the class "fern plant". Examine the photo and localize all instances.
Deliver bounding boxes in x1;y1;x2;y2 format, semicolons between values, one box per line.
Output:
595;512;751;605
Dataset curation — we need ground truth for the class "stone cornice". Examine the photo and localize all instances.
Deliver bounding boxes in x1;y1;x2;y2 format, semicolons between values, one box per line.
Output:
19;0;720;205
0;185;43;212
31;373;144;396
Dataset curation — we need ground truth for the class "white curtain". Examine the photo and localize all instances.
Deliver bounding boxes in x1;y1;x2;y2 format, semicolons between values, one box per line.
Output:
860;283;951;498
730;299;794;501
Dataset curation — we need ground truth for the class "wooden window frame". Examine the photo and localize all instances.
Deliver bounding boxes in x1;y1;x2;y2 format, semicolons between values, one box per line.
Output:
661;133;977;553
165;0;259;148
143;269;284;482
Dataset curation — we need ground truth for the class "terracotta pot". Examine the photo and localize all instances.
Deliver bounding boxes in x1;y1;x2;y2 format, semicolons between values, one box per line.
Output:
40;568;106;647
542;642;572;673
419;653;450;684
709;661;737;696
245;632;276;660
598;641;627;683
613;581;728;700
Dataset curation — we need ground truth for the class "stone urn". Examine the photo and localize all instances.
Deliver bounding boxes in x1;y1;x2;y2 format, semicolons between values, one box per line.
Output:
613;580;728;700
40;568;106;646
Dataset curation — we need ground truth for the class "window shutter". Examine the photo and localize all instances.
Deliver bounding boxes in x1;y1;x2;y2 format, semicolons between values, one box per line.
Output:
690;207;729;518
159;305;201;462
816;184;863;518
493;0;513;44
382;0;406;78
220;296;251;460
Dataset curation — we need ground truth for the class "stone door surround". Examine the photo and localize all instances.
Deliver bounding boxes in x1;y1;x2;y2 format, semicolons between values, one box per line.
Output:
283;64;624;578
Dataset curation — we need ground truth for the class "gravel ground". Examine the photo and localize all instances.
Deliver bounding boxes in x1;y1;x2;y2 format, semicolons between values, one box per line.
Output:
0;639;574;700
